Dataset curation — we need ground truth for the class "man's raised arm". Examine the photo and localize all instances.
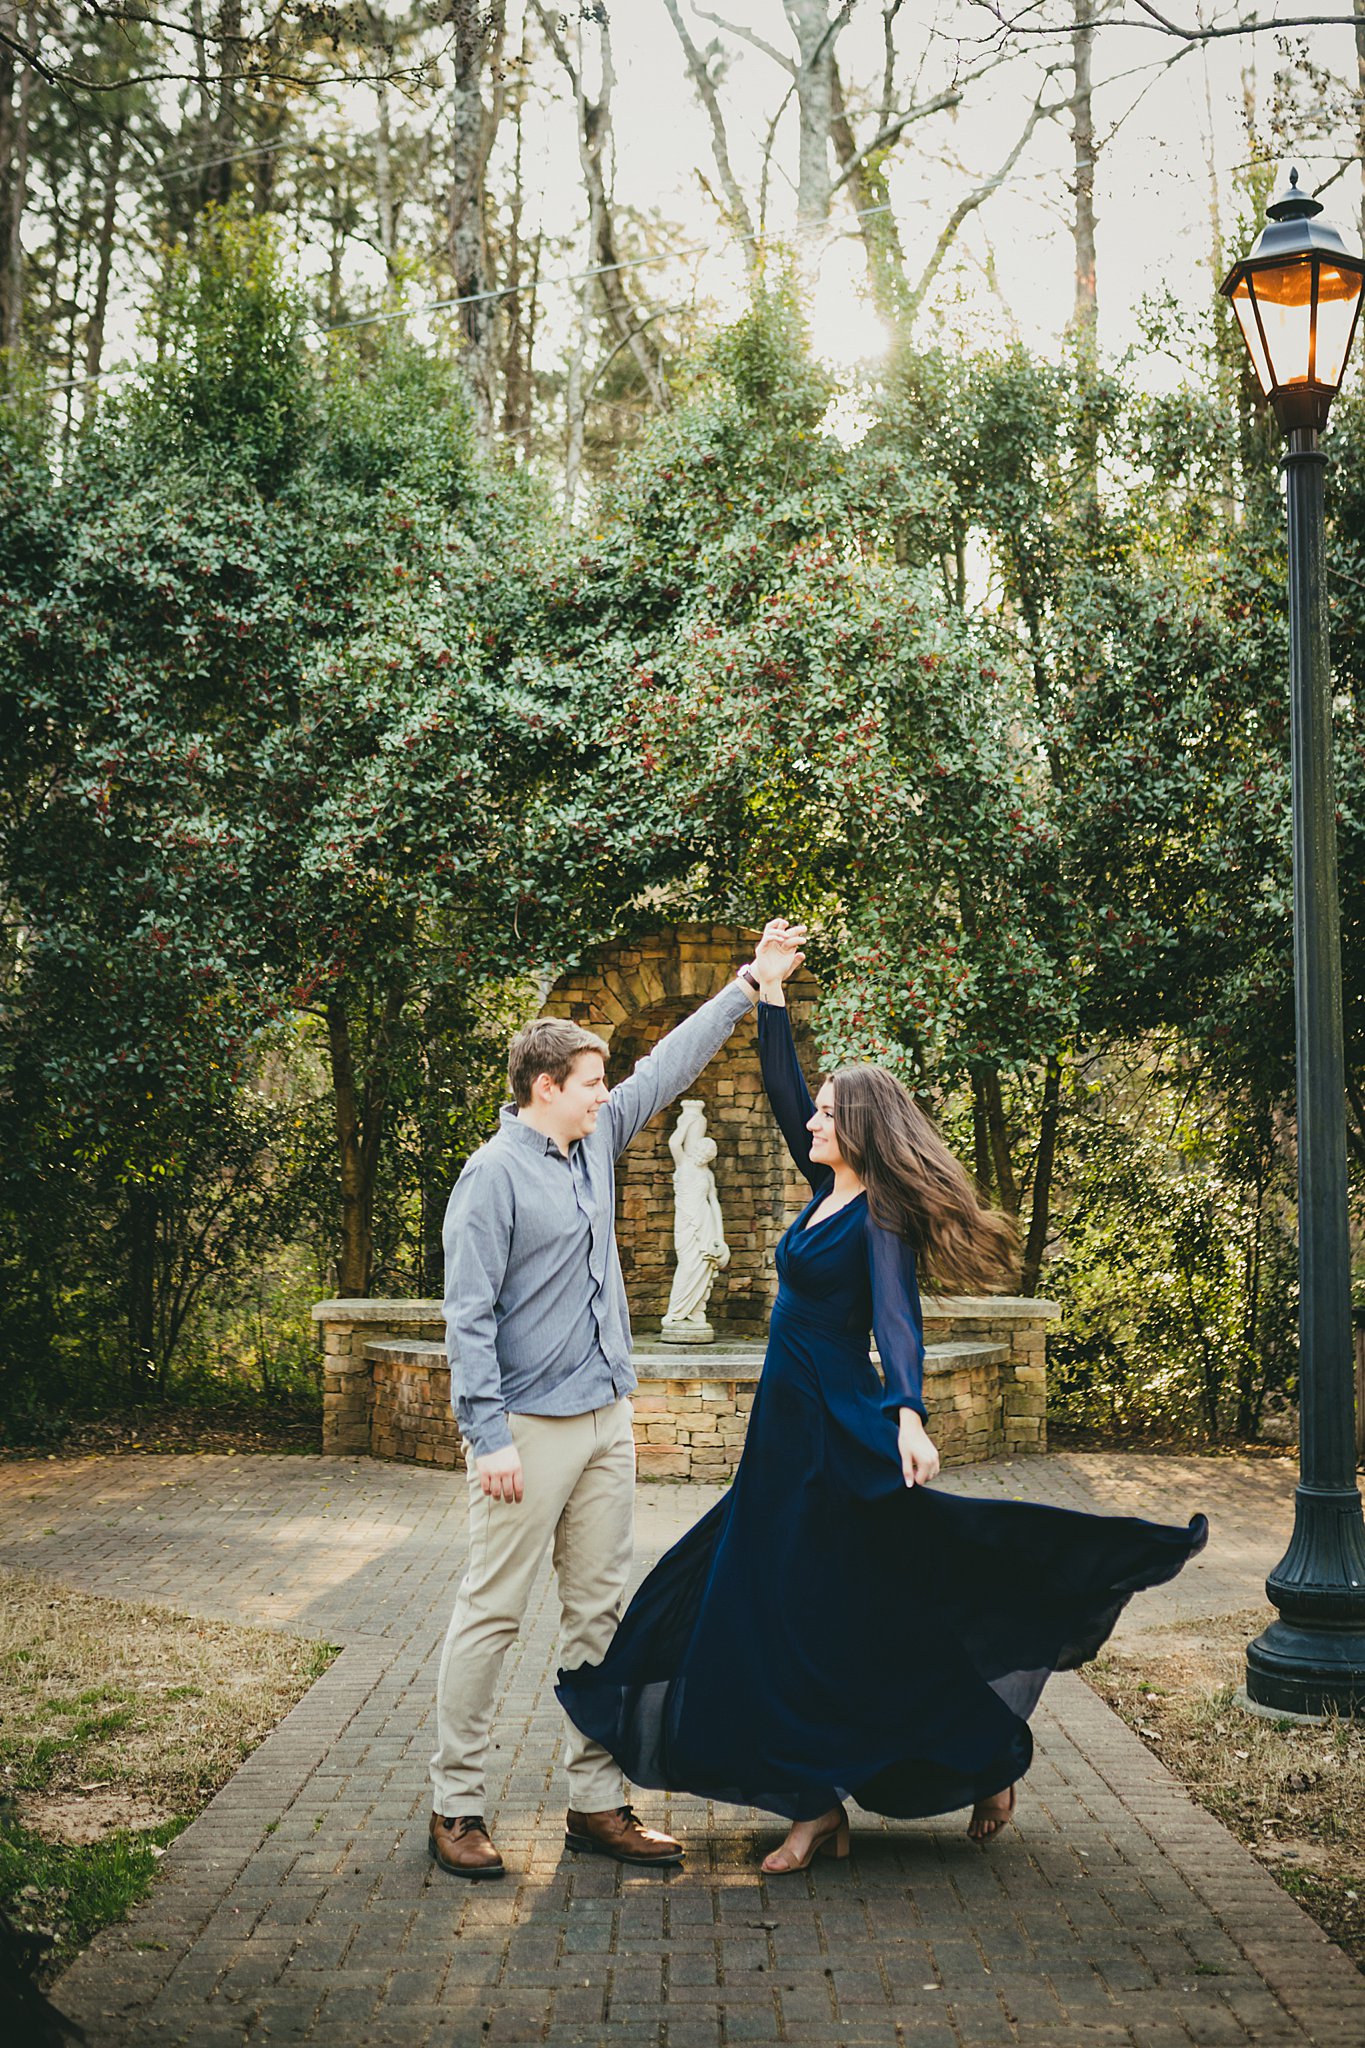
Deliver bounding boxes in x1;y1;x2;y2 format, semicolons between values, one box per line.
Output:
602;922;806;1159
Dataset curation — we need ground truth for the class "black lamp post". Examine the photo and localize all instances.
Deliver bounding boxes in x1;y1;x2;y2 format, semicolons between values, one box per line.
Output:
1221;170;1365;1717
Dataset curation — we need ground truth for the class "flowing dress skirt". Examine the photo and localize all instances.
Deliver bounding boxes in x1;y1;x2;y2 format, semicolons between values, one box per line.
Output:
557;1271;1207;1824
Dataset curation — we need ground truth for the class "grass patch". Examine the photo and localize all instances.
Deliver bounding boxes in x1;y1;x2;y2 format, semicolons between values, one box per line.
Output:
0;1815;190;1974
0;1570;339;1981
1087;1608;1365;1973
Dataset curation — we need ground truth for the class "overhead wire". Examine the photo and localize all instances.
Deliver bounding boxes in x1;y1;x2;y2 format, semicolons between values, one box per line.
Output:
9;199;907;403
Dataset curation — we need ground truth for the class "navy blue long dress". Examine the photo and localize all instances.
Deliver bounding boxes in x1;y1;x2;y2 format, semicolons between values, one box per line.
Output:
556;1003;1207;1825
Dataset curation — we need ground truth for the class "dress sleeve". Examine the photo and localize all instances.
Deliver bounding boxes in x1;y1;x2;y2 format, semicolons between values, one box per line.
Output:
757;999;830;1193
867;1219;928;1424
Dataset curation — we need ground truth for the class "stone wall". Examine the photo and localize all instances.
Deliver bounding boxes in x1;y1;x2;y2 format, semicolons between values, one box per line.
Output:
544;924;817;1337
314;1300;1059;1477
921;1298;1052;1462
318;1301;444;1459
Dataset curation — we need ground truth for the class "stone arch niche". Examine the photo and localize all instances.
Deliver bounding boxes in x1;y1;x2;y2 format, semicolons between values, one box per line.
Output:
314;921;1057;1473
543;923;819;1338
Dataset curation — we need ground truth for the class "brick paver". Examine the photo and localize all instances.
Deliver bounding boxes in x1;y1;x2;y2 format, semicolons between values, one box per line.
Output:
2;1448;1361;2046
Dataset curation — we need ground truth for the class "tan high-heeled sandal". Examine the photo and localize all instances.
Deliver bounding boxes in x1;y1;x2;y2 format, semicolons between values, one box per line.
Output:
967;1783;1016;1842
760;1805;850;1874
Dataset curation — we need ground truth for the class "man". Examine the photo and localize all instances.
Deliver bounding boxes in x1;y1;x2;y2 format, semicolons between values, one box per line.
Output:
429;920;805;1879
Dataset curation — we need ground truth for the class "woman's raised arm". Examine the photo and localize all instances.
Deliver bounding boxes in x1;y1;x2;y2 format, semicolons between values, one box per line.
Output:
757;1000;828;1191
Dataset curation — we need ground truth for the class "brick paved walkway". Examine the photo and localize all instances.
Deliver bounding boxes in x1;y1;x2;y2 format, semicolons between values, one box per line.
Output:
2;1448;1362;2047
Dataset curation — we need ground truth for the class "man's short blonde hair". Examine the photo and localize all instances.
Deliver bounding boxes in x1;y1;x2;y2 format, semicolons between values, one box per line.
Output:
507;1018;609;1106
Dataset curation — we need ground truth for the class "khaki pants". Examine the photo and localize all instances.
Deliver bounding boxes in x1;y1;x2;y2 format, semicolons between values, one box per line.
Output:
429;1398;636;1816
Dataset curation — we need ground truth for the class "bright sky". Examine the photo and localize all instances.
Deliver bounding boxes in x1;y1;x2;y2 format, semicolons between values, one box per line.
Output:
88;4;1363;414
497;2;1363;392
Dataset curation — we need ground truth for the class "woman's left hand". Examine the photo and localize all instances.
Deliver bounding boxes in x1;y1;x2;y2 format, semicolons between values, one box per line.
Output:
898;1411;940;1487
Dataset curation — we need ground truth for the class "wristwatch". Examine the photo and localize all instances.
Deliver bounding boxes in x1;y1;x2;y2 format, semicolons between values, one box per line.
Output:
737;965;760;994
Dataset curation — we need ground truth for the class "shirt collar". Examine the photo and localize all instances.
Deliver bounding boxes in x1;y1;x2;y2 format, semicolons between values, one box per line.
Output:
500;1103;570;1158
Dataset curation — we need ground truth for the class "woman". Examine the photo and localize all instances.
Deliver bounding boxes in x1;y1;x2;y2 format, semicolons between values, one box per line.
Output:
557;925;1206;1873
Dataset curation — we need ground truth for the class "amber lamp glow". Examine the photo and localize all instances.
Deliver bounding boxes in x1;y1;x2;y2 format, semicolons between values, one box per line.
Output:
1220;168;1365;431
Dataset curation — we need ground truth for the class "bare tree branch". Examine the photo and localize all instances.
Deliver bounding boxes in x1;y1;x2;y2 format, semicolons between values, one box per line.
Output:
532;1;669;410
881;0;905;124
758;75;798;230
694;7;796;74
826;84;967;199
660;0;757;255
904;76;1063;323
970;0;1360;41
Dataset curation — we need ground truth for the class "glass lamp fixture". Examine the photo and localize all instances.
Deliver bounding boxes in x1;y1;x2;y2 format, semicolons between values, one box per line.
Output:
1221;169;1365;433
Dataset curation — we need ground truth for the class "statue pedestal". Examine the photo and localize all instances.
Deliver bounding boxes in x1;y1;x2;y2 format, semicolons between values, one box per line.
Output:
659;1321;716;1346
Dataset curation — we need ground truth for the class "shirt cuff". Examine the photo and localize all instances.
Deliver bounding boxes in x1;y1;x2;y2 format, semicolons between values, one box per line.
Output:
466;1410;515;1458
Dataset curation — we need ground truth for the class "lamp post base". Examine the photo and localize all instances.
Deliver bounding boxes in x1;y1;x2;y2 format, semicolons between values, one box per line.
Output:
1245;1620;1365;1717
1248;1482;1365;1717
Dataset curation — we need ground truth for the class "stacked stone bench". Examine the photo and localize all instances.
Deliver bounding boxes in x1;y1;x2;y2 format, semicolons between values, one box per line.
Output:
313;1296;1058;1477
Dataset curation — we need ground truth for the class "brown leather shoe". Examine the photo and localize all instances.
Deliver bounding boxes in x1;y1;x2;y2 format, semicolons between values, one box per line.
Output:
564;1803;683;1865
429;1812;504;1880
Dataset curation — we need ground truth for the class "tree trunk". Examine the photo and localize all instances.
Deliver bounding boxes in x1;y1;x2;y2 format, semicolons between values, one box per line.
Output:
0;0;31;356
326;969;410;1299
327;172;345;327
328;997;374;1298
1235;1159;1266;1440
971;1071;993;1199
1071;0;1100;507
563;257;592;520
448;0;506;445
63;192;89;449
1344;1067;1365;1170
189;0;214;225
0;6;16;354
1071;0;1097;347
126;1186;159;1392
790;0;837;227
981;1066;1020;1217
500;34;531;442
206;0;243;211
829;58;909;325
535;4;668;413
420;1036;448;1299
374;74;396;298
516;231;543;451
86;116;126;379
251;86;287;215
1019;1055;1061;1294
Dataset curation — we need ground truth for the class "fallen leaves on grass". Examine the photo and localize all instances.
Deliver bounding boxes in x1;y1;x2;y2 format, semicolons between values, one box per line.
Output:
0;1405;320;1461
1087;1607;1365;1973
0;1570;338;1978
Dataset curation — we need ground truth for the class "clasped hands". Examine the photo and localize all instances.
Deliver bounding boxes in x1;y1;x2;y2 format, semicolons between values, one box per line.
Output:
750;917;807;998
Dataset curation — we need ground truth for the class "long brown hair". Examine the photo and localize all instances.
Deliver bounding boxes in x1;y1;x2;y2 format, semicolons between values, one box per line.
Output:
830;1064;1017;1294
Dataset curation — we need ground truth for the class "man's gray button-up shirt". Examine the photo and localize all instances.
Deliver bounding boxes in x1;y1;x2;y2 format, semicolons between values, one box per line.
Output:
442;978;756;1457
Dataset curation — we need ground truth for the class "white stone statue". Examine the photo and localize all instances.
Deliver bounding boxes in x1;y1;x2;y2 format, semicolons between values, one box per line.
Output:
660;1099;730;1344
